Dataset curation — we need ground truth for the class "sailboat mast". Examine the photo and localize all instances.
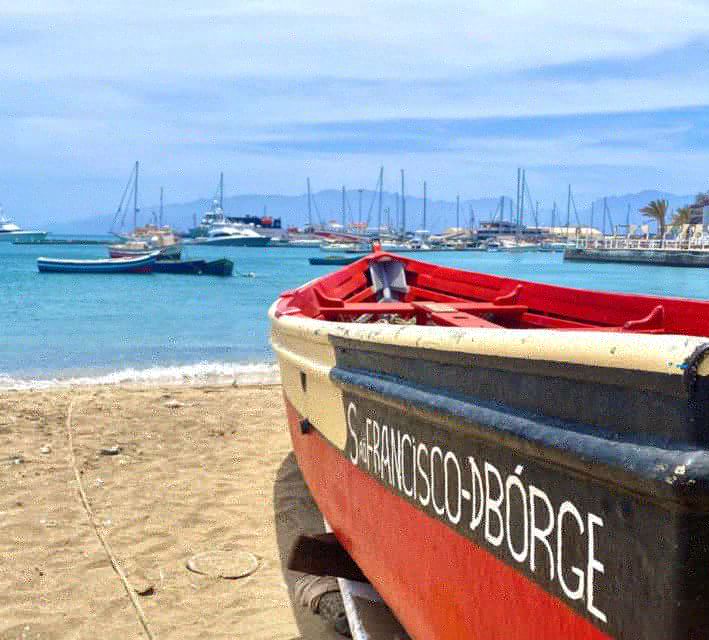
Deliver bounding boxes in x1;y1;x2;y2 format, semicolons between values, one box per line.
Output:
377;166;383;232
456;195;460;229
423;181;427;230
219;172;224;209
566;185;572;238
590;202;595;235
133;160;139;230
515;168;521;228
341;186;346;229
306;178;312;226
518;169;525;240
400;170;406;236
159;186;164;227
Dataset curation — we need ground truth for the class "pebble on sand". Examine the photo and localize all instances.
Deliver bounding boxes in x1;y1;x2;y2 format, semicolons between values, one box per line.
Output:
99;446;121;456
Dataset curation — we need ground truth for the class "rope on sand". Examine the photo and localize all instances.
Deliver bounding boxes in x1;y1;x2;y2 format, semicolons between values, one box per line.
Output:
66;398;156;640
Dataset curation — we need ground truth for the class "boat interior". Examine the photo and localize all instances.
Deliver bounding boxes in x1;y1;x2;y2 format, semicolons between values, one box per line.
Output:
277;252;709;336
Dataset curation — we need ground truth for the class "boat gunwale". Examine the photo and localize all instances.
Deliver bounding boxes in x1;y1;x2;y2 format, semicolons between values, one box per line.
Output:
270;301;709;378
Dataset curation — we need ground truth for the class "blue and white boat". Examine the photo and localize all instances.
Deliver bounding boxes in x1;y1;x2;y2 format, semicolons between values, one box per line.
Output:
37;252;159;274
1;210;47;243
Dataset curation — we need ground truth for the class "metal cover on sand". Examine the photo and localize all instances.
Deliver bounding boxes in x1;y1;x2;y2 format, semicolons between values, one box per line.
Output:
186;550;259;579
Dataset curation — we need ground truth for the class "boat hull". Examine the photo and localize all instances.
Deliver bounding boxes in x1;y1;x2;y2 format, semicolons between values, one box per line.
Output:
5;231;48;243
152;258;233;276
109;245;181;260
309;255;364;266
37;254;156;273
194;236;270;247
271;301;709;640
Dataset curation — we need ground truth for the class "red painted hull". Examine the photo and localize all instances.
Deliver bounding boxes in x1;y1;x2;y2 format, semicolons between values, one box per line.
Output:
285;399;611;640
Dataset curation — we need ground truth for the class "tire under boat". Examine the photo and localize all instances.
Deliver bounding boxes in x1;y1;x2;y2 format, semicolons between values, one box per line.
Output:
270;250;709;640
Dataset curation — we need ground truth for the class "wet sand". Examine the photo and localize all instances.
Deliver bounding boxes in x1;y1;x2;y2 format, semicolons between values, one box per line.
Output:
0;384;339;640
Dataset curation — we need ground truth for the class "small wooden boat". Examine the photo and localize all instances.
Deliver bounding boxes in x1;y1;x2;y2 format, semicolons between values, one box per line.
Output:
152;258;233;276
309;255;365;266
109;242;181;260
271;248;709;640
37;253;158;273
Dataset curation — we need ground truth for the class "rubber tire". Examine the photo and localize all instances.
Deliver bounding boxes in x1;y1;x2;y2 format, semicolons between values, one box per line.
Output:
318;591;351;637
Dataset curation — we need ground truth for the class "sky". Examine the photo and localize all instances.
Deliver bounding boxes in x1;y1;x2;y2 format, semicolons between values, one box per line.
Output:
3;1;709;226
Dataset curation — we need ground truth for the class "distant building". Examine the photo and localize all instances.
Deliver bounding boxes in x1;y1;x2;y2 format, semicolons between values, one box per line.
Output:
476;220;545;241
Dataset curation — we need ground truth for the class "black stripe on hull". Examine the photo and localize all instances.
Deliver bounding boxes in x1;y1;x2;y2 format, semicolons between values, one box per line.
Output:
329;337;709;640
331;336;709;446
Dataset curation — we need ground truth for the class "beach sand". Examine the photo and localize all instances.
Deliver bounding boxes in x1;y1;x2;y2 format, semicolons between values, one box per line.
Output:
0;384;340;640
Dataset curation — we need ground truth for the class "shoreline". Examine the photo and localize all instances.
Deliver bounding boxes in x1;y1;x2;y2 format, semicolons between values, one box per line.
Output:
0;360;281;392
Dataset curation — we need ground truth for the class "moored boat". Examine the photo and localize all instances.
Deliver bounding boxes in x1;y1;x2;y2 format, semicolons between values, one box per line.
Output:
37;252;158;274
109;241;181;260
1;209;47;243
271;249;709;640
152;257;233;276
309;255;364;266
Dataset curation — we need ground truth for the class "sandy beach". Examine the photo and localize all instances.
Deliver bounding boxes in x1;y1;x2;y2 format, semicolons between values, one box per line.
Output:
0;383;340;640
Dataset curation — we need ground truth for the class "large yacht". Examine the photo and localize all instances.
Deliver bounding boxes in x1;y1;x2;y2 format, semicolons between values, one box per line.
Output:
0;209;47;243
191;202;270;247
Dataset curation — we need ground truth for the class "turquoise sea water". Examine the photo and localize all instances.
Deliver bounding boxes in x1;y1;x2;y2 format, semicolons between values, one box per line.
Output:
3;239;709;387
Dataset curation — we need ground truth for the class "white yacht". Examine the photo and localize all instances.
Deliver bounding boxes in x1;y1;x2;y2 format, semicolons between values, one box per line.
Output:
191;204;270;247
0;210;47;243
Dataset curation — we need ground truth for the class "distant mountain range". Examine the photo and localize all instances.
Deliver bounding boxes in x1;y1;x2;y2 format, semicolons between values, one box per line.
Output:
48;189;695;235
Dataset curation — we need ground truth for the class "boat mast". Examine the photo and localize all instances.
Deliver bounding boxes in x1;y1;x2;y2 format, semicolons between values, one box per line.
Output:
306;177;312;227
518;169;525;241
515;168;521;229
219;172;224;209
341;185;346;229
456;195;460;229
590;202;595;236
422;181;427;230
358;188;363;224
400;170;406;236
566;184;572;239
626;203;631;234
377;166;383;232
133;160;139;230
602;197;607;236
159;186;164;227
395;190;400;231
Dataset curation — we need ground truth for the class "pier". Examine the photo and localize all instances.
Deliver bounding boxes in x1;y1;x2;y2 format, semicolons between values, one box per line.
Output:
12;238;117;245
564;237;709;268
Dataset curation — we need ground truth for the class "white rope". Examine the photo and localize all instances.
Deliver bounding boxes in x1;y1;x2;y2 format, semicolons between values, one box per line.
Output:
66;398;156;640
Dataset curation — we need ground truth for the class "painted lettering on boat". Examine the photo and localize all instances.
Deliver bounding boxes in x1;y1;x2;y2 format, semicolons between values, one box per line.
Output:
346;400;607;624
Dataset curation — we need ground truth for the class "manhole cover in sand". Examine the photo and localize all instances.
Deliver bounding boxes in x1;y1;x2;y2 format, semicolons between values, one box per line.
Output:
0;625;57;640
186;550;259;579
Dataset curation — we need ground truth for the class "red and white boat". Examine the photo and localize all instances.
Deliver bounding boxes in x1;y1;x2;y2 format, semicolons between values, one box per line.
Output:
271;249;709;640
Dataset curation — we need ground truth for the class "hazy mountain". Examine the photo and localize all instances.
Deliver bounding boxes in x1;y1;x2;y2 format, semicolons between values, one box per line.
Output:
47;188;695;235
48;190;504;234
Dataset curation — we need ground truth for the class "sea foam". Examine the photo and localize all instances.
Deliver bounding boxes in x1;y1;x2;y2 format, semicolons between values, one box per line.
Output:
0;361;281;391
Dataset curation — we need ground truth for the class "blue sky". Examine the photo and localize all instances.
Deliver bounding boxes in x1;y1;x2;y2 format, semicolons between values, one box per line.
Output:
3;1;709;225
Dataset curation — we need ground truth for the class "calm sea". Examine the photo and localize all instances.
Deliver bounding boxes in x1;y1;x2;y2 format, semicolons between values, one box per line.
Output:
2;239;709;388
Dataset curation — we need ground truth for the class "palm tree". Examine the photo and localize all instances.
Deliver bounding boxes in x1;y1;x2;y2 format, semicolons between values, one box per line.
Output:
671;206;692;237
640;199;669;238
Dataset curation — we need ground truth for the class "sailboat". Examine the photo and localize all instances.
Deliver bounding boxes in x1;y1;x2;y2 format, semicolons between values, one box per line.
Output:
109;163;181;259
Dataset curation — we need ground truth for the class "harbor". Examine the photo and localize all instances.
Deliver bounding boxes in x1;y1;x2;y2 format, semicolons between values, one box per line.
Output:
5;3;709;639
